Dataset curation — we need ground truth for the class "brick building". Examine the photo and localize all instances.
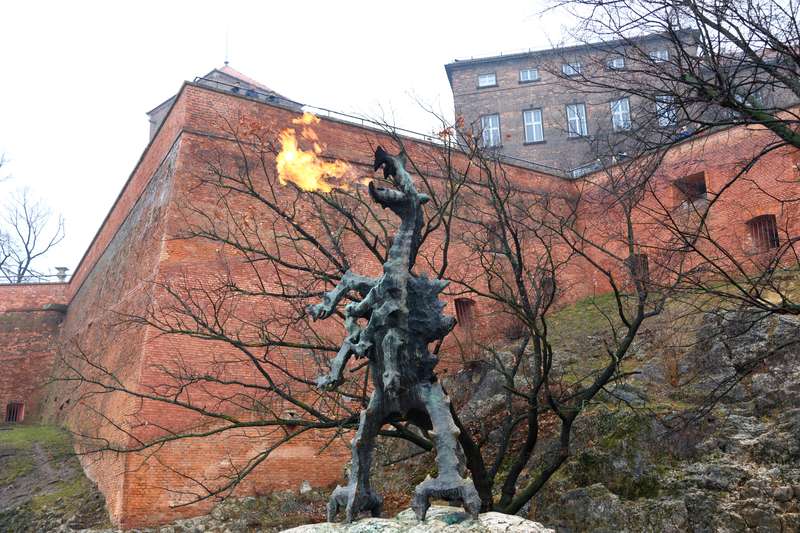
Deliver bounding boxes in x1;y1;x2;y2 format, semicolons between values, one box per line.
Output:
445;32;705;173
146;64;302;140
445;31;797;176
0;64;798;528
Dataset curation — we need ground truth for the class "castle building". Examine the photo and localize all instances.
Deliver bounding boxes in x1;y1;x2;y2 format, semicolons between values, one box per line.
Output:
445;31;796;175
0;64;798;528
146;65;302;140
445;32;703;173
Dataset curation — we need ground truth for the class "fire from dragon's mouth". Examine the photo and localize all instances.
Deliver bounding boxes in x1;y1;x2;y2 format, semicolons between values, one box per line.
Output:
275;112;369;192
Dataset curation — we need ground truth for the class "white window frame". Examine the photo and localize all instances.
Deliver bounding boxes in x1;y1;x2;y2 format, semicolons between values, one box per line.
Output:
566;103;588;137
611;97;631;131
478;73;497;88
650;49;669;62
656;95;677;127
608;56;625;69
481;114;501;147
523;108;544;143
519;68;540;82
562;62;582;76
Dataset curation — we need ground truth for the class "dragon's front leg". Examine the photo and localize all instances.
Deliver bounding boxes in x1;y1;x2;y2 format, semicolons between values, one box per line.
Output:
307;271;377;320
316;314;362;390
309;271;377;390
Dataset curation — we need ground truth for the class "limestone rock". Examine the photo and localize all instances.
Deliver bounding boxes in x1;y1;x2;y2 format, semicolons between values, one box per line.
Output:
280;505;553;532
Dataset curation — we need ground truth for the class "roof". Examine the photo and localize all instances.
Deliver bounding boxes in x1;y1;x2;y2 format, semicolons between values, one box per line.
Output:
146;65;290;116
214;65;276;93
443;29;700;86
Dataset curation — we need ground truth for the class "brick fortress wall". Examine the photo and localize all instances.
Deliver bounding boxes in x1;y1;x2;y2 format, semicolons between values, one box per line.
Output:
92;85;569;526
0;80;796;528
0;283;66;423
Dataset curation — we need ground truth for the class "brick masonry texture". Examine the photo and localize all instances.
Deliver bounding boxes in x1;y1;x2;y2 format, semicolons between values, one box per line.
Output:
444;33;791;172
0;79;798;528
0;308;63;422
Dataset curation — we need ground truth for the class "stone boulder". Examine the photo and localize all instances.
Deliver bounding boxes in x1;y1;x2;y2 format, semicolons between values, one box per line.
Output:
281;506;553;532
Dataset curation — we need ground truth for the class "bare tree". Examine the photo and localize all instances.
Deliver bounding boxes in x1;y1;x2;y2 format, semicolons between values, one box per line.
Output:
0;188;65;283
520;0;800;427
55;118;463;509
434;131;689;513
552;0;800;148
542;0;800;318
51;111;695;519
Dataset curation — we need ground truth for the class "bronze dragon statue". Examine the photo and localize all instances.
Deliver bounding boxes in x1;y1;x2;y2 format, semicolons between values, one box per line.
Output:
307;146;481;523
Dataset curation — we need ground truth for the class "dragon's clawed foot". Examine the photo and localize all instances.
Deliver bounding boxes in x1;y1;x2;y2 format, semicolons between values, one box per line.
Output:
352;339;373;358
411;475;481;521
327;484;383;523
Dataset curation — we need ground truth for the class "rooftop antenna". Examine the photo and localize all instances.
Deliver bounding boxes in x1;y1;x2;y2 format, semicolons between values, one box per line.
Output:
224;28;230;66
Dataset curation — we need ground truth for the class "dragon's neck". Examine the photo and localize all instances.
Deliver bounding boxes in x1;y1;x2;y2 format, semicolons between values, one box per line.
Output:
387;209;422;272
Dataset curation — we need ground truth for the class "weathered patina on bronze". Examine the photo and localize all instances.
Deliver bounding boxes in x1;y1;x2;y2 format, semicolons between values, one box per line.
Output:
307;147;481;523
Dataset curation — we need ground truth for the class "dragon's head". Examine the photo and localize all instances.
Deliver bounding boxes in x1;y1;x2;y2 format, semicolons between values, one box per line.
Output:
370;146;429;217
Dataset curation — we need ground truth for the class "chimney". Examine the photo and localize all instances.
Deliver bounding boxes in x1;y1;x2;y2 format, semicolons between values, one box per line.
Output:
55;267;69;282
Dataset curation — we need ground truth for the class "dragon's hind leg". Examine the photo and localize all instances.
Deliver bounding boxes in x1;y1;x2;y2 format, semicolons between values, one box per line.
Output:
326;392;385;522
411;382;481;521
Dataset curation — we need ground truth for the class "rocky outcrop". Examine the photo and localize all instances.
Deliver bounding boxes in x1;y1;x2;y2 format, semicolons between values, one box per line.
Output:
281;506;553;533
533;310;800;532
21;308;800;533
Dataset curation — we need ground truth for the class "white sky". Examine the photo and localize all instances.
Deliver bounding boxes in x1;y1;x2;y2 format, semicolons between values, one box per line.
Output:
0;1;572;274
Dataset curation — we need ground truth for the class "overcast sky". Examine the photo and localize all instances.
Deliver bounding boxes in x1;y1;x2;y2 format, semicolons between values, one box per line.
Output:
0;1;573;274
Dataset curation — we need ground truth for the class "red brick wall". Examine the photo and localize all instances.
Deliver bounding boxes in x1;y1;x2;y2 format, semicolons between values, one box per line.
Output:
0;308;63;423
4;81;797;529
0;283;66;424
105;94;471;525
0;283;66;312
47;85;564;527
565;125;800;298
41;135;181;524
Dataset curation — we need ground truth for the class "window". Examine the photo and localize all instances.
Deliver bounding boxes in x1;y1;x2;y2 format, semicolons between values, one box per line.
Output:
519;68;540;82
610;97;631;131
523;108;544;143
626;254;650;283
656;95;677;127
674;172;707;204
748;215;780;252
562;62;582;76
454;298;477;332
478;73;497;88
480;114;501;147
608;56;625;69
650;49;669;62
566;103;588;137
5;402;24;423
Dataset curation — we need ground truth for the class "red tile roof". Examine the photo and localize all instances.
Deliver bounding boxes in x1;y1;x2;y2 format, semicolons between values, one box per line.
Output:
216;65;275;93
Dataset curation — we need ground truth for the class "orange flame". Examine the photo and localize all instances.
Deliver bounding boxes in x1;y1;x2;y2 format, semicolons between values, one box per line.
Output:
276;112;360;192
